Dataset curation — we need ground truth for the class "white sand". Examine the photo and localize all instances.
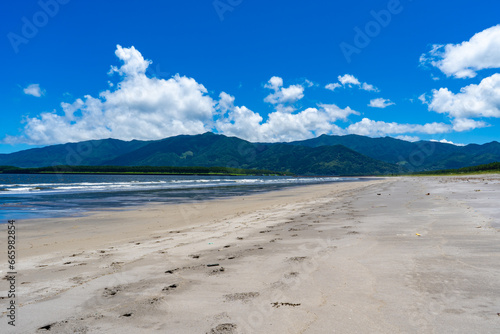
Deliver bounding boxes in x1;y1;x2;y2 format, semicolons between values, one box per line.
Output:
1;176;499;333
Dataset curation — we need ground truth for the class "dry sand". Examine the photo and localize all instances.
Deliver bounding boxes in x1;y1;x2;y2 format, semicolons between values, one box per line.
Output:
1;176;499;333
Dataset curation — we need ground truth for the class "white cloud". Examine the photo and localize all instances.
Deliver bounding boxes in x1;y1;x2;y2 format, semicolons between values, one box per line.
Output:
338;74;360;86
368;98;395;108
23;83;44;97
216;92;235;113
361;82;377;92
430;139;465;146
425;73;500;127
108;45;152;77
264;76;305;113
11;46;485;147
396;135;420;142
325;83;341;91
304;79;314;88
325;74;379;92
216;98;356;142
347;118;451;137
418;93;428;104
420;25;500;78
264;76;283;91
9;45;216;145
451;118;488;132
264;76;304;106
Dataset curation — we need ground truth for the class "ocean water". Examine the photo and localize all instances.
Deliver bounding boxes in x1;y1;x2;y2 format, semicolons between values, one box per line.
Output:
0;173;361;221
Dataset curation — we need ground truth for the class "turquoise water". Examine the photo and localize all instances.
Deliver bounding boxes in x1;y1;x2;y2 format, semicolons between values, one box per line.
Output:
0;174;361;220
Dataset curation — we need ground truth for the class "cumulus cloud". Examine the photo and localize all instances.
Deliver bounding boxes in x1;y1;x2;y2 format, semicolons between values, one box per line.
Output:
451;118;488;132
23;83;44;97
216;95;357;142
347;118;451;137
325;74;379;92
325;83;341;91
425;73;500;119
430;139;465;146
338;74;361;86
8;45;216;145
264;76;305;112
420;25;500;78
368;98;395;108
8;46;478;147
395;135;420;142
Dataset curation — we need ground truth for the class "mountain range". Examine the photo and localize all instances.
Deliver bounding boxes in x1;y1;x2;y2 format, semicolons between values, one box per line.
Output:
1;132;499;175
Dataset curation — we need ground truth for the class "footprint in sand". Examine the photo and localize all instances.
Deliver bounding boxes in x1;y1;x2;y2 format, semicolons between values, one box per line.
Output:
209;267;225;275
103;285;123;297
224;292;259;303
208;323;237;334
162;284;178;292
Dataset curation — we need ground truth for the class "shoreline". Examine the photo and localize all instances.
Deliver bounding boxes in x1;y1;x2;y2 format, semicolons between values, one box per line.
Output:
1;176;499;333
0;176;364;222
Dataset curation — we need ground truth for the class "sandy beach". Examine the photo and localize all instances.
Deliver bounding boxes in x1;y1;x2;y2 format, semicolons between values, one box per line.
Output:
1;176;500;333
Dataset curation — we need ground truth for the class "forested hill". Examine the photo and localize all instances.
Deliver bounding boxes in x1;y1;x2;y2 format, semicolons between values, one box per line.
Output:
0;133;399;176
289;134;500;172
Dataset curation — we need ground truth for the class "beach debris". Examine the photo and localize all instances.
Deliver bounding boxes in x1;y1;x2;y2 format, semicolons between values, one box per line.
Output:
207;263;219;267
426;193;430;196
223;245;231;248
208;242;214;245
236;237;244;240
271;302;301;308
190;254;200;259
416;233;421;237
288;256;307;262
38;323;56;331
260;230;271;233
121;313;133;317
63;262;72;265
377;193;381;195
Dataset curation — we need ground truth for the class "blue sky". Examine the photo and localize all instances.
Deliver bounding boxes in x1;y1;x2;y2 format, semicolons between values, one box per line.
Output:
1;0;500;153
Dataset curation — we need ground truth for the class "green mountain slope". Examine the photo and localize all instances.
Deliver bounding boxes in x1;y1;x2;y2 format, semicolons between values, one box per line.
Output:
289;134;500;171
416;161;500;175
0;139;148;168
107;133;398;175
248;144;399;175
0;133;399;175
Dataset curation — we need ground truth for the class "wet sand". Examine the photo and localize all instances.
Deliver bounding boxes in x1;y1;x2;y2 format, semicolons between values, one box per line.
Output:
1;176;499;333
